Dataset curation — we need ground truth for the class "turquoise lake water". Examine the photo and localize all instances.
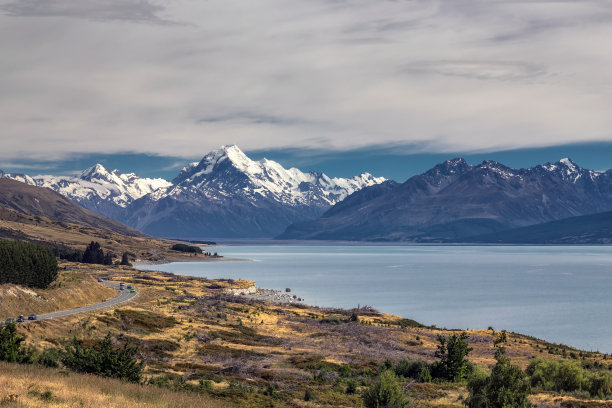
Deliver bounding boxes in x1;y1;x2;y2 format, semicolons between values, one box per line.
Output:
137;245;612;353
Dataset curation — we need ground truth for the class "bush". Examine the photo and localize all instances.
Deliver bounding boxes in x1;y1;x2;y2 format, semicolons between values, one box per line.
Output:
467;335;531;408
527;358;612;399
171;244;203;254
36;347;61;368
0;322;34;363
346;379;358;394
362;370;409;408
62;334;144;383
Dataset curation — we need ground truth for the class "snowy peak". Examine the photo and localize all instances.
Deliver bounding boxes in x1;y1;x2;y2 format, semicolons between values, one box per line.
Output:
80;163;112;180
169;145;386;207
3;165;171;211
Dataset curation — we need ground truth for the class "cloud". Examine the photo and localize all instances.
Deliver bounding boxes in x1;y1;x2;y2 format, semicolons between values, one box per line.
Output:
0;0;174;24
0;0;611;161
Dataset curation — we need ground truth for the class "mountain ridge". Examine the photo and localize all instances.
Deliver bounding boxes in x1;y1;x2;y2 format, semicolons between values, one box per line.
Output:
1;145;386;238
279;157;612;242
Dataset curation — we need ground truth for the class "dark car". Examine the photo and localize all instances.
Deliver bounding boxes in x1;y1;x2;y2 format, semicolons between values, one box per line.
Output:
28;314;37;321
5;317;14;324
16;315;25;323
127;285;133;290
97;278;104;282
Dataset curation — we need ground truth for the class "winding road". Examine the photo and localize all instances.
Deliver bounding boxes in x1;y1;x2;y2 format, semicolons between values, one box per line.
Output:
20;281;138;323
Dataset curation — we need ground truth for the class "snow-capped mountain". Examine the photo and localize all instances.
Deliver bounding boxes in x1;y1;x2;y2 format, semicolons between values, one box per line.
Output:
124;145;386;238
165;145;384;206
280;157;612;242
2;165;171;219
1;145;385;238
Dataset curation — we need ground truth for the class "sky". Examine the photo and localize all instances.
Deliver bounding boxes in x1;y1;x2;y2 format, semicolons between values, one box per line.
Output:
1;0;612;180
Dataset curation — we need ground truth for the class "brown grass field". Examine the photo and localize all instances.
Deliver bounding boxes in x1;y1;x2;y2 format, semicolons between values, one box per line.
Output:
0;361;231;407
1;262;610;407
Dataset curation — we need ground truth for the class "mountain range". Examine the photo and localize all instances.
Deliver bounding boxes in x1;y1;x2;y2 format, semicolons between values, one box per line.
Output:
279;157;612;242
1;145;384;238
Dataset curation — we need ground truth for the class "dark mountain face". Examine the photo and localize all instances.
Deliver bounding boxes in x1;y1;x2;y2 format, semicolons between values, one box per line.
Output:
0;179;145;237
279;158;612;242
120;145;385;238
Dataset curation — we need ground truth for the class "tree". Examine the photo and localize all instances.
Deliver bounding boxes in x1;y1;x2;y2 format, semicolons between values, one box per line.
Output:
0;240;58;289
434;332;473;382
467;331;531;408
362;370;409;408
82;241;104;264
120;252;132;266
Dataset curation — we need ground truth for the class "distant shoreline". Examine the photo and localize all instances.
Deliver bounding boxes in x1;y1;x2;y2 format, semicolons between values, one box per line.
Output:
134;255;249;266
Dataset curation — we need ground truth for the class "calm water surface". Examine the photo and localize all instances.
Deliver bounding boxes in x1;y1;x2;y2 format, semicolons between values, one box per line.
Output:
137;245;612;353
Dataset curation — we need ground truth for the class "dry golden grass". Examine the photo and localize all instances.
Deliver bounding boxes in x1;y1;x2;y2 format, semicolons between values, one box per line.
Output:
0;361;232;407
0;264;116;318
9;261;612;407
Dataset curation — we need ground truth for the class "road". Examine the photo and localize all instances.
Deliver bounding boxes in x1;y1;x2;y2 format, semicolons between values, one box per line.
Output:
18;281;138;323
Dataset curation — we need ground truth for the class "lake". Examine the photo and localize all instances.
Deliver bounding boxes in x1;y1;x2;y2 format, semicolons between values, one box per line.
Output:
137;245;612;353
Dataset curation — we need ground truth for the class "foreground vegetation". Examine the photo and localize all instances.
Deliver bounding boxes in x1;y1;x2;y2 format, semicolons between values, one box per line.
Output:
4;262;612;407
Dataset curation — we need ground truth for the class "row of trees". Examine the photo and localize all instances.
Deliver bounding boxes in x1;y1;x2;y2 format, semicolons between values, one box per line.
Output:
54;241;132;266
0;240;58;289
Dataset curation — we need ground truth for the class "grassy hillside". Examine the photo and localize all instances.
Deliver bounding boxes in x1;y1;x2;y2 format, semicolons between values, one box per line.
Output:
0;361;231;407
5;263;611;407
0;207;211;262
0;178;144;237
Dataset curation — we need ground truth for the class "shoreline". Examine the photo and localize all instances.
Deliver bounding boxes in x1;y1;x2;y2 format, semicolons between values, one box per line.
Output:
134;255;249;266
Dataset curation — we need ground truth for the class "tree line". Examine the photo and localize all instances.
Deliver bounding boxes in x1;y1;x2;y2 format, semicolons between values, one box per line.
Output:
0;240;58;289
54;241;131;266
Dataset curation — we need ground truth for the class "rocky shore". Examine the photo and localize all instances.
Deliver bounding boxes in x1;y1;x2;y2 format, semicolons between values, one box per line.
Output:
224;286;304;304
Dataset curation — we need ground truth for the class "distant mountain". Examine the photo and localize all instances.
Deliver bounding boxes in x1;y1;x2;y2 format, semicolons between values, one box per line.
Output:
467;211;612;244
3;165;171;219
123;145;385;238
279;158;612;242
0;178;145;237
2;145;385;238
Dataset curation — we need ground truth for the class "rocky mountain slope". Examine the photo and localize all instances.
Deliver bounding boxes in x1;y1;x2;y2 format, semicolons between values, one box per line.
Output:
124;145;385;238
2;165;171;219
2;146;385;238
279;158;612;242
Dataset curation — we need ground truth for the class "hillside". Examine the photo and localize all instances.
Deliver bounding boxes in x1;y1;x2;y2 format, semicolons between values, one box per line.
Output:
3;263;609;407
280;158;612;242
468;210;612;244
0;201;205;263
0;178;145;237
0;362;230;407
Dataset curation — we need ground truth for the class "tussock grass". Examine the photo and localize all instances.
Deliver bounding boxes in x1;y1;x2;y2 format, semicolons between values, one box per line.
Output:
0;361;232;407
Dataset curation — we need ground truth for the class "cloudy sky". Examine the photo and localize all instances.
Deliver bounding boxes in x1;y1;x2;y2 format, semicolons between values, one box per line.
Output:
1;0;612;179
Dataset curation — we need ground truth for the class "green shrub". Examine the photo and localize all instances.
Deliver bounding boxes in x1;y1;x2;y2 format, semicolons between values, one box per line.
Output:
304;388;314;401
346;379;358;394
62;334;143;383
434;332;473;382
467;357;531;408
362;370;409;408
0;322;34;363
36;347;61;368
